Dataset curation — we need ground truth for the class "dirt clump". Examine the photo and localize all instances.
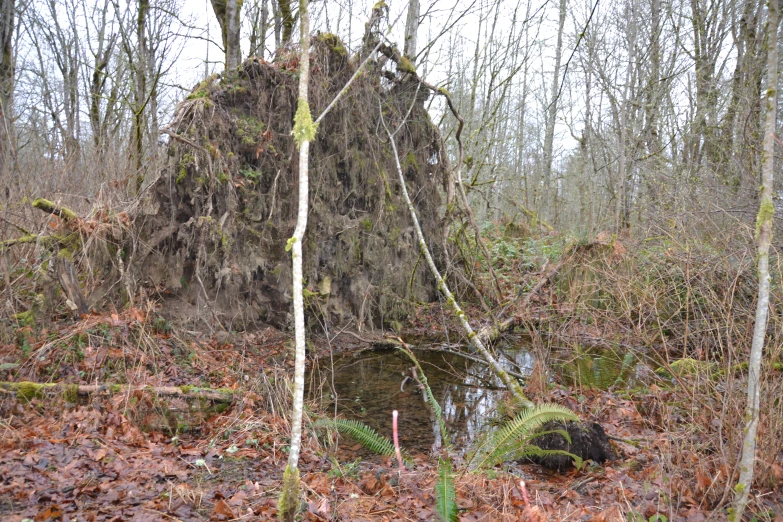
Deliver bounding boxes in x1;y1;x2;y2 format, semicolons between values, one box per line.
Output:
133;36;447;332
530;421;615;471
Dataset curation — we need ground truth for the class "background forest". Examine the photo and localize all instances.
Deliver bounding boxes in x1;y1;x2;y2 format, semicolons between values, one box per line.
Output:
0;0;779;238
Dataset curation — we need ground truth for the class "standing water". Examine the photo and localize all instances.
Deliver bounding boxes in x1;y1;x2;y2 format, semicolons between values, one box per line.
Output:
307;341;648;454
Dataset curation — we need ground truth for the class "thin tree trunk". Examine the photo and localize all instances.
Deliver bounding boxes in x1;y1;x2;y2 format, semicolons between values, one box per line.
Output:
210;0;242;70
278;0;294;44
133;0;149;191
541;0;567;220
278;0;311;517
0;0;14;183
226;0;241;69
404;0;419;61
731;0;778;519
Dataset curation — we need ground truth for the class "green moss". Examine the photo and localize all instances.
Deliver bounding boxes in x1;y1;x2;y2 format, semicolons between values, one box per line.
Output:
316;32;348;57
403;152;419;171
293;98;318;146
655;357;717;379
236;115;266;147
13;310;35;327
177;154;195;184
278;464;301;521
360;218;373;231
398;56;417;74
756;196;774;238
319;275;332;296
186;74;218;101
14;381;50;402
212;402;230;414
31;198;78;221
63;384;79;403
227;84;247;95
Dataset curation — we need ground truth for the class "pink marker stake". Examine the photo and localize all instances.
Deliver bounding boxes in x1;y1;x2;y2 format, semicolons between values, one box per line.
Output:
392;410;404;471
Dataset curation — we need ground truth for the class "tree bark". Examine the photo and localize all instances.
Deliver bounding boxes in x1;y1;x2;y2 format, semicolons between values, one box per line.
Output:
210;0;242;70
404;0;420;61
541;0;567;221
0;0;14;183
278;0;294;45
731;0;778;519
133;0;149;191
279;0;311;517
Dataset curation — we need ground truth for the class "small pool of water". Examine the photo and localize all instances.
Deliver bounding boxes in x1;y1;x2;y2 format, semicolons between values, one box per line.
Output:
307;341;652;454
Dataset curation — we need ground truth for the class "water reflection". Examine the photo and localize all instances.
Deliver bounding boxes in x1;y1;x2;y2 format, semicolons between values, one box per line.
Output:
307;343;646;454
307;347;535;454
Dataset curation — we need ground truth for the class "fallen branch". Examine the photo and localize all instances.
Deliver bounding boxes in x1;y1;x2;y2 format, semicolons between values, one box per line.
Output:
1;381;235;403
31;198;79;223
381;105;532;408
429;347;528;381
477;257;566;344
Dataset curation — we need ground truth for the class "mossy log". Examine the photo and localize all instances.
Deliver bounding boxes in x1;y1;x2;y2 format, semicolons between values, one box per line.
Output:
1;381;235;403
31;198;79;222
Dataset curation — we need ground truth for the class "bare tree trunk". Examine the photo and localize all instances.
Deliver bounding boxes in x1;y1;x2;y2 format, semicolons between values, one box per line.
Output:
0;0;14;183
278;0;311;517
731;1;778;519
404;0;419;61
248;0;270;58
541;0;567;220
133;0;149;191
88;0;116;159
210;0;242;70
278;0;294;45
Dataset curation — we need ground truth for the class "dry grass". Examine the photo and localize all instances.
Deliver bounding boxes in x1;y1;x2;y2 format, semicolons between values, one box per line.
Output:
536;230;783;513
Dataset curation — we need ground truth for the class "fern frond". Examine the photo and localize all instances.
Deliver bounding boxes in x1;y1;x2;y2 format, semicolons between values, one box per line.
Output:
313;418;412;465
469;403;578;470
435;458;458;522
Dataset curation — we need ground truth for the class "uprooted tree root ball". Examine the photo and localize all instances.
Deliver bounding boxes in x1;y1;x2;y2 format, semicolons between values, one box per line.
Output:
132;36;447;331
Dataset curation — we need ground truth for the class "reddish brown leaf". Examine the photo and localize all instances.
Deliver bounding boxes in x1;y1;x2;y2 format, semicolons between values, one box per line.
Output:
211;499;235;520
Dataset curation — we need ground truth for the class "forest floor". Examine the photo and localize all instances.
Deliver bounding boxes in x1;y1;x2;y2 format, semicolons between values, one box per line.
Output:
1;304;782;522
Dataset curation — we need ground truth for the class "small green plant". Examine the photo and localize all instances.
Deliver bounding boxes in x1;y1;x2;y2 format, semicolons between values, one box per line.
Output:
435;457;458;522
236;115;266;147
467;404;582;471
240;167;263;182
152;316;172;334
326;457;361;479
313;418;410;465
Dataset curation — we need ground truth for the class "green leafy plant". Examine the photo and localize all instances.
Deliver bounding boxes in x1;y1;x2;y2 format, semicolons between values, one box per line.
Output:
313;418;411;465
327;457;361;479
435;457;458;522
467;404;582;471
